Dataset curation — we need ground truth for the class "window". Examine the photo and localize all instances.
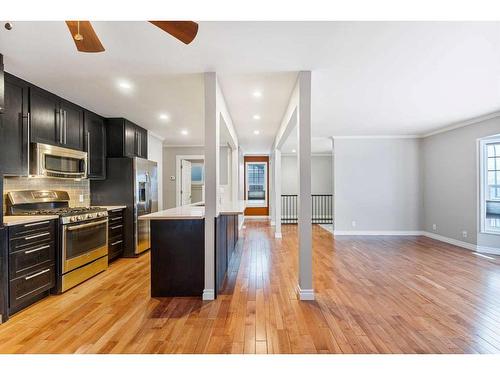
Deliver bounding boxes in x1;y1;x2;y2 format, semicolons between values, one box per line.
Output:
245;161;267;207
481;138;500;233
191;162;204;185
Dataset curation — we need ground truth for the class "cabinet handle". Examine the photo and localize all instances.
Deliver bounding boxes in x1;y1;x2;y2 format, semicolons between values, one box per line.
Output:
25;268;51;280
111;225;123;230
24;232;50;240
24;220;50;227
111;209;122;213
25;244;50;254
87;131;91;174
111;240;123;246
58;109;63;143
64;110;67;144
110;217;122;221
27;112;31;172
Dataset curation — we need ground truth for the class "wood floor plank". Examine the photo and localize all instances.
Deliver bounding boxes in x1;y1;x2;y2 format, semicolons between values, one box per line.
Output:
1;221;500;353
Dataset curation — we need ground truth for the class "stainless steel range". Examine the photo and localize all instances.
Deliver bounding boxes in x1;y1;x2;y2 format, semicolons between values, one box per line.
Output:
6;190;108;293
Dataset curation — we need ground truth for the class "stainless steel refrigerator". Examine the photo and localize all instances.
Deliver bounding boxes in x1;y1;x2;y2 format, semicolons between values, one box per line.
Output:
91;157;158;257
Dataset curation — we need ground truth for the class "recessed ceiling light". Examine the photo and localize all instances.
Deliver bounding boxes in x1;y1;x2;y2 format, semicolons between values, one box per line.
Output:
159;113;170;121
252;91;262;98
292;149;297;153
117;80;133;90
253;130;260;135
181;129;189;136
253;114;261;120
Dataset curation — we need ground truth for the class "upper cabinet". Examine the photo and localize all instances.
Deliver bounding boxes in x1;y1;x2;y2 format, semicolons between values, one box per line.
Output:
30;87;84;151
84;111;106;180
107;118;148;159
0;73;29;176
29;86;60;146
59;99;84;150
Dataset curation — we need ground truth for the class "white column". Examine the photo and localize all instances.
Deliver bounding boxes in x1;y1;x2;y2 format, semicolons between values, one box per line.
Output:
269;154;275;226
203;72;219;301
274;149;282;238
297;71;314;300
232;146;239;203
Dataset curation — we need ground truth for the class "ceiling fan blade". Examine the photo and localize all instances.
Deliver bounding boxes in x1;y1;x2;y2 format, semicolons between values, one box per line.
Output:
149;21;199;44
65;21;105;53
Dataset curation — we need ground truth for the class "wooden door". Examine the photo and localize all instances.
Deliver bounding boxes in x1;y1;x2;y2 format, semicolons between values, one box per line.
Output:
244;155;269;216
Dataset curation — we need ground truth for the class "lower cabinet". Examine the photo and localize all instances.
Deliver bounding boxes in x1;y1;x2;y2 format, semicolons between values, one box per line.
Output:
108;208;125;261
215;214;239;296
7;220;57;316
0;227;7;323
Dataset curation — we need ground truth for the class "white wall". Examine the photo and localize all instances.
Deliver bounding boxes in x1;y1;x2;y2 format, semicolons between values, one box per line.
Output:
162;146;204;209
334;138;423;232
281;154;333;195
147;133;164;211
422;115;500;249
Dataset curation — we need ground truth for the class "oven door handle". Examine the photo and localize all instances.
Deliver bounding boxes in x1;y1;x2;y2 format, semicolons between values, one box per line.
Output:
66;219;108;231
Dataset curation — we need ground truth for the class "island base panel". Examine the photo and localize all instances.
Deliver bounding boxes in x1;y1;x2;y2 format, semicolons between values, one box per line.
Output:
150;219;205;297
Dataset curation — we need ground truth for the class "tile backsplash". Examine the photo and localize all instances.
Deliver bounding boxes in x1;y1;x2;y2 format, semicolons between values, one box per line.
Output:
3;177;90;214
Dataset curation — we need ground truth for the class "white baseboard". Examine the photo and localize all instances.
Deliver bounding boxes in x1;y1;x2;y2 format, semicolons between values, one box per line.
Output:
274;232;282;239
475;245;500;255
244;215;270;220
297;286;315;301
421;231;476;251
333;230;423;236
331;229;500;256
202;289;215;301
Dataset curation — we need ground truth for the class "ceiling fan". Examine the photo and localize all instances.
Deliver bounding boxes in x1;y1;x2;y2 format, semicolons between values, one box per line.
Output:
65;21;199;53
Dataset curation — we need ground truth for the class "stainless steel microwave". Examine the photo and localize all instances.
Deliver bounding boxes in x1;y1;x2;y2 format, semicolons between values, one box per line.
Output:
30;143;87;179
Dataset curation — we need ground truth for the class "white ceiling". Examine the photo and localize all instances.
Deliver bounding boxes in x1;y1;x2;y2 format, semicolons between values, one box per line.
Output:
1;21;500;152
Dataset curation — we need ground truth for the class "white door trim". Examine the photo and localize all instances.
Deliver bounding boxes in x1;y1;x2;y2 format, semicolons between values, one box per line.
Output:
175;155;204;207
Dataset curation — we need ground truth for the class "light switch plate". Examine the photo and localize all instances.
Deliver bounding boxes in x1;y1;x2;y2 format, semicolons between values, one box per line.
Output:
170;176;175;181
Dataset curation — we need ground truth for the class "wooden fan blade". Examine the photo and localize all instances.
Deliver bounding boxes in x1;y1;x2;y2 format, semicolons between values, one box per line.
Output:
149;21;198;44
65;21;105;53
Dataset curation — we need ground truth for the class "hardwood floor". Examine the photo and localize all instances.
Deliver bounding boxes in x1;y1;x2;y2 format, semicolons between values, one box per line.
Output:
1;220;500;353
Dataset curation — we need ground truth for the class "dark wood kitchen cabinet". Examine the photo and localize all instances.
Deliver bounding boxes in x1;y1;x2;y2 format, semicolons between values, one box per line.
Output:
59;99;84;150
136;126;148;159
107;117;148;159
215;214;239;296
29;86;84;151
0;227;7;323
0;73;29;176
107;208;125;261
29;86;60;146
84;111;106;179
7;219;57;316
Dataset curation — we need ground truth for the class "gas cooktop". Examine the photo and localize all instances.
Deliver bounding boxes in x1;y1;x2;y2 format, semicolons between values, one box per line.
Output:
17;206;106;217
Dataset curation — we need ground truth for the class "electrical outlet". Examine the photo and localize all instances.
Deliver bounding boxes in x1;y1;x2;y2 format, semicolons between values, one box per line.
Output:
351;220;356;228
462;230;468;238
432;224;437;231
79;194;84;203
170;176;175;181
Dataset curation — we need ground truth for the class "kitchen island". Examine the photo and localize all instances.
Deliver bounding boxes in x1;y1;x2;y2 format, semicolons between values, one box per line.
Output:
139;201;245;298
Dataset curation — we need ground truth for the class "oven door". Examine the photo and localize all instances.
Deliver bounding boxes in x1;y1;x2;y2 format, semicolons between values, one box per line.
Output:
33;143;87;179
62;219;108;274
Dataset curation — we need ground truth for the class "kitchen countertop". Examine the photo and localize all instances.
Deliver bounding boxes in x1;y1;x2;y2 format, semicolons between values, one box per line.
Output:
139;200;246;220
3;215;59;227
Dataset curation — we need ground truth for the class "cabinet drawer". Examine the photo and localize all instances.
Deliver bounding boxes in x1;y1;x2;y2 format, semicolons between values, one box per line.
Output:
108;215;123;226
9;220;55;238
9;241;55;280
108;208;124;218
9;263;55;310
9;225;56;253
108;237;124;260
109;223;124;238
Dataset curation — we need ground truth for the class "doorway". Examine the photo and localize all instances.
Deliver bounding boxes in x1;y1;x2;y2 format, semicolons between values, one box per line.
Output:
244;155;269;216
176;155;204;207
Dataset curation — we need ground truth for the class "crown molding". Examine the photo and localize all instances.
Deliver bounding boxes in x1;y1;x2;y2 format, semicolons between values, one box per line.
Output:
421;111;500;138
163;144;204;148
